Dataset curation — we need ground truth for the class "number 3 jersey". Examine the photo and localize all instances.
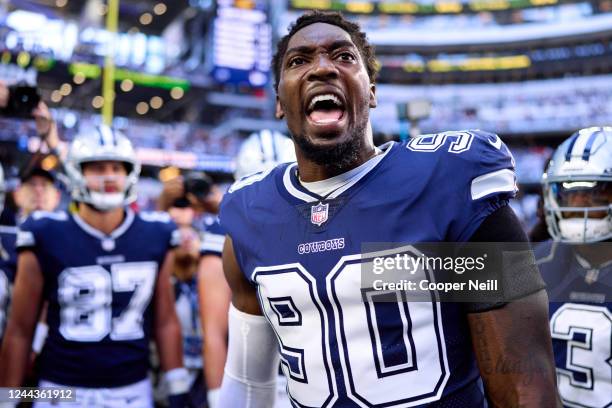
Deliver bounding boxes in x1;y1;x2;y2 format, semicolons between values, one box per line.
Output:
220;131;518;408
16;209;178;388
535;241;611;408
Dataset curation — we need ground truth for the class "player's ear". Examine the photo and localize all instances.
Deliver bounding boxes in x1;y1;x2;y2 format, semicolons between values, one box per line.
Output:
275;95;285;119
369;83;377;108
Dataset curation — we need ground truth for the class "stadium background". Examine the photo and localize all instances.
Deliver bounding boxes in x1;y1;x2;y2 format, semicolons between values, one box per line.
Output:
0;0;610;228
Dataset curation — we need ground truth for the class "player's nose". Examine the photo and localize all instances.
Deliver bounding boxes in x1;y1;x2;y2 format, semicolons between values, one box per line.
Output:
307;53;339;82
567;192;591;207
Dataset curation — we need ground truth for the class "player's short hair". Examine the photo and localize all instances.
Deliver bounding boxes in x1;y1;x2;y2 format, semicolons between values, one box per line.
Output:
272;11;378;92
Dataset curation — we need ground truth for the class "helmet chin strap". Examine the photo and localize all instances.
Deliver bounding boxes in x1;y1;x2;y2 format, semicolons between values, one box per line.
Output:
89;192;125;211
558;217;612;242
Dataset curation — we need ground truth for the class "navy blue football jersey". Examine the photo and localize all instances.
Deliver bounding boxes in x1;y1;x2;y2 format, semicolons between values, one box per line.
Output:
16;209;178;388
0;225;17;340
174;277;202;370
220;130;517;408
536;242;611;408
200;218;224;257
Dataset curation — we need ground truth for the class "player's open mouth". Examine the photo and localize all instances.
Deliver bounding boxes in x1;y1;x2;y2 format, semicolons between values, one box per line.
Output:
305;93;346;125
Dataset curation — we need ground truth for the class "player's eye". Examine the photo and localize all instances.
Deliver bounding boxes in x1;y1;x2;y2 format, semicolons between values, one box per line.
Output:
288;56;306;67
337;52;356;62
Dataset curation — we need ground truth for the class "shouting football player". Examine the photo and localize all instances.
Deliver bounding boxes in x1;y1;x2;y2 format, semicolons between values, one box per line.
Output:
0;126;189;407
216;11;561;408
536;126;611;408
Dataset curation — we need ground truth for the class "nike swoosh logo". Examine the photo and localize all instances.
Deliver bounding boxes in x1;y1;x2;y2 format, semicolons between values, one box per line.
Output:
488;135;502;150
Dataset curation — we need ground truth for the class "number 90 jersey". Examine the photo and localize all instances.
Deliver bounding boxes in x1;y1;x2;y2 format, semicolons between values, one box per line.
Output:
535;242;612;408
220;131;517;408
16;209;178;388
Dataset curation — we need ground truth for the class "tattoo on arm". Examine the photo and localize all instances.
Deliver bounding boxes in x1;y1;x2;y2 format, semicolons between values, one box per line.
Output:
468;290;562;408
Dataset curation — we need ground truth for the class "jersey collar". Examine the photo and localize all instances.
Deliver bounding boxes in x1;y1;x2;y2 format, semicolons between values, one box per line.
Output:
279;142;395;203
71;207;135;241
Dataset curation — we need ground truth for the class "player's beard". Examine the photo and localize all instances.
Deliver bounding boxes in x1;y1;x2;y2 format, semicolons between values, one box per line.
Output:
292;116;368;173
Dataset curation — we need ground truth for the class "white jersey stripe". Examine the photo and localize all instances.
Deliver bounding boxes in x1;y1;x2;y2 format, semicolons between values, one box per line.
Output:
470;168;517;200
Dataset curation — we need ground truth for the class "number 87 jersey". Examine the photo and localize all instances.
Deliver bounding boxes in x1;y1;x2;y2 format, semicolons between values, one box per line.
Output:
16;209;178;388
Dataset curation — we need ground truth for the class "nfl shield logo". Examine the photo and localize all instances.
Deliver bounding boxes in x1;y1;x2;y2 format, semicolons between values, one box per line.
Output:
311;202;329;226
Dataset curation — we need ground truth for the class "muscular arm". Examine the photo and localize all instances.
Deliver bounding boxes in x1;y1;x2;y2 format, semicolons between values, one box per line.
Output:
0;251;44;386
154;250;183;371
215;237;279;408
223;237;261;314
197;254;231;389
468;290;561;407
467;206;561;407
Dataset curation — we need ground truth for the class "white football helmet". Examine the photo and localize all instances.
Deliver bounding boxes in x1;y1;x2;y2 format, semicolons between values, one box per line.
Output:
542;126;612;243
234;129;296;180
65;125;141;211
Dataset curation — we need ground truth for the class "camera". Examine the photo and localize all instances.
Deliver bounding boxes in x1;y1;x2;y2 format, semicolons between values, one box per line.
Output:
183;172;212;200
1;84;40;118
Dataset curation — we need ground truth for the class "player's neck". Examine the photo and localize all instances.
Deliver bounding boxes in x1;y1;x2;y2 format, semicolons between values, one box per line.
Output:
297;139;378;182
78;203;126;235
575;242;612;268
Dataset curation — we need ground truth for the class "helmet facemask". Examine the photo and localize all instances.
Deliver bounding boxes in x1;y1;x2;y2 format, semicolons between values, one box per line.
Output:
67;159;139;212
544;180;612;243
65;126;141;212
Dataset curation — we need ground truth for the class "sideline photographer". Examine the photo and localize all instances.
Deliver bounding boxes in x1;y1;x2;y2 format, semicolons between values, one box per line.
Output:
158;171;222;215
0;81;59;152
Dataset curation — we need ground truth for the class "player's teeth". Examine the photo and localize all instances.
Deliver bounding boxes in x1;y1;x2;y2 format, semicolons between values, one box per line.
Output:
308;94;342;111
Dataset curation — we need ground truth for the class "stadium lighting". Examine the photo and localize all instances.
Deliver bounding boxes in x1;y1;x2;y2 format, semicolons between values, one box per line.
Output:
153;3;167;15
150;96;163;109
59;83;72;96
73;72;86;84
121;79;134;92
51;90;62;103
92;96;104;109
41;155;58;170
159;166;180;182
139;13;153;25
170;87;184;100
136;102;149;115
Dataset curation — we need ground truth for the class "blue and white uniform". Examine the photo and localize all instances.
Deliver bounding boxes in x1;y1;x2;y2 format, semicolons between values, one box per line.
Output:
0;224;17;341
536;241;611;408
220;130;518;407
16;209;177;389
200;219;225;258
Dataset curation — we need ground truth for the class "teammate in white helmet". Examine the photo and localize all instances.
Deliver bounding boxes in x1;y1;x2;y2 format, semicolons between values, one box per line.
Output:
0;125;189;408
536;126;612;408
542;126;612;243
